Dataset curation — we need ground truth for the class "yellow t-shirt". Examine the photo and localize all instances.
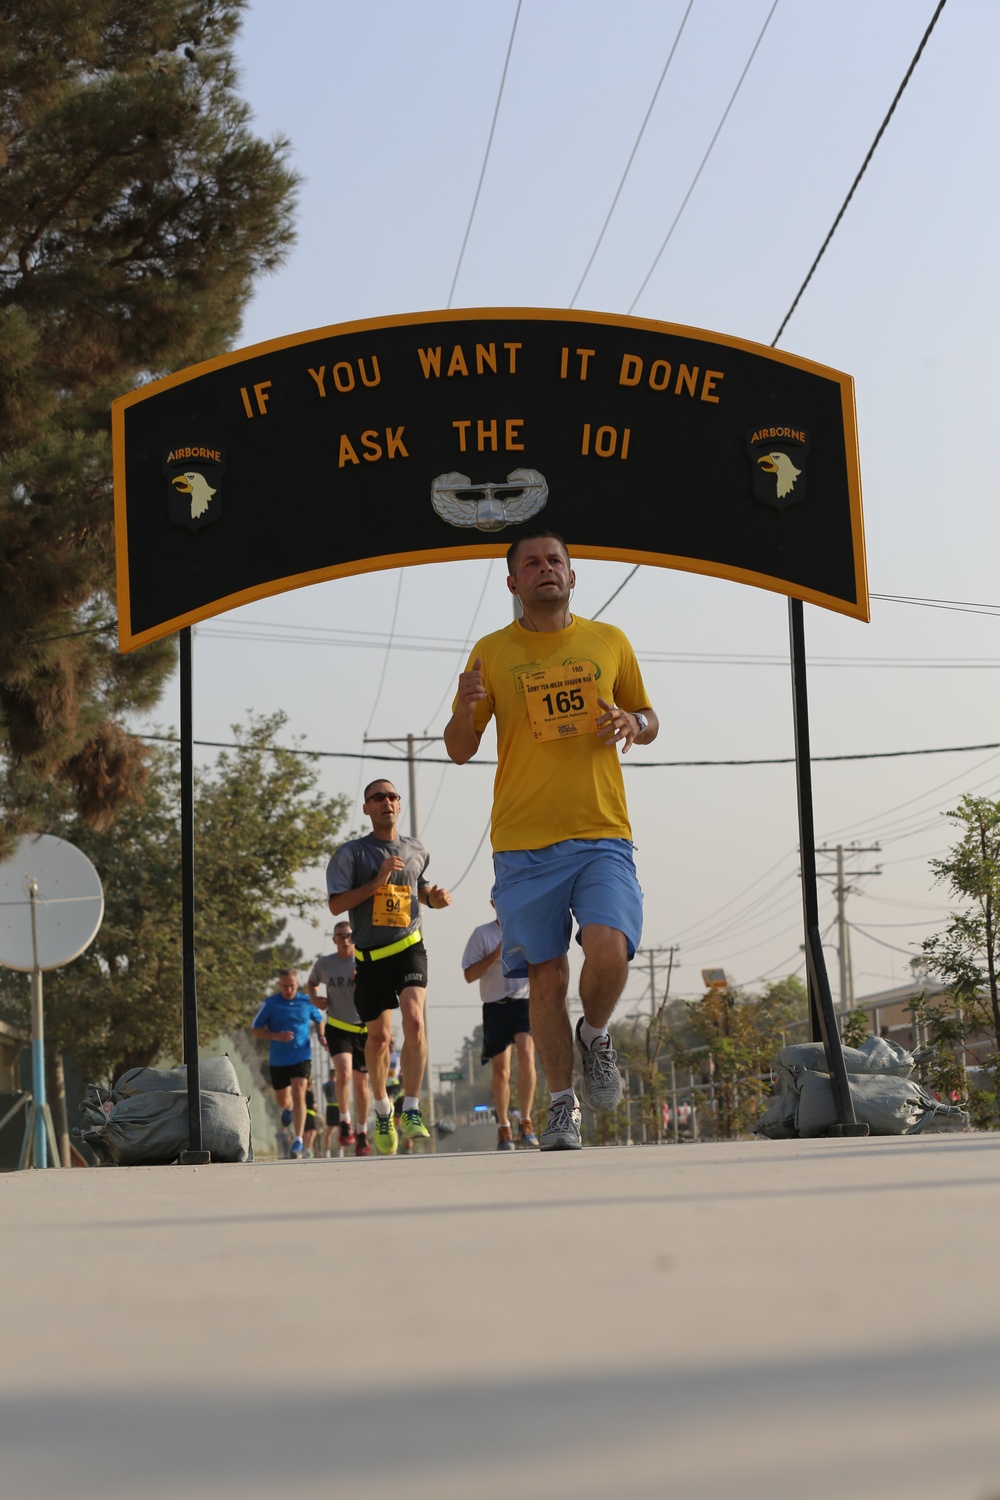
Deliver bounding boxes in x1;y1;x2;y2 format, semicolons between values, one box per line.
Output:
458;616;651;853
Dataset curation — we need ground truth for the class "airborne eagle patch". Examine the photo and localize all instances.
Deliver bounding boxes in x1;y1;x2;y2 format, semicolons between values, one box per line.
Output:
163;445;226;531
746;426;809;513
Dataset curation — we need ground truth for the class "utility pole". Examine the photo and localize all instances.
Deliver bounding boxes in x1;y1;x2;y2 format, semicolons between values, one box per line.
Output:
816;843;881;1015
634;944;677;1016
363;732;440;1147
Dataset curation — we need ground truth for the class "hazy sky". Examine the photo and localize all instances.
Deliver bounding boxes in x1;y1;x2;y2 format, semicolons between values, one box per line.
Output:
141;0;1000;1068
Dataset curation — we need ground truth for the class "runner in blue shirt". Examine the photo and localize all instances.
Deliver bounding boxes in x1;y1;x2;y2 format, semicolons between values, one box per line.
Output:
252;968;325;1159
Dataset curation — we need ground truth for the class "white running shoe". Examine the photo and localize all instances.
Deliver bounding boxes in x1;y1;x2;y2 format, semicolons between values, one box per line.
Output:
575;1018;624;1111
540;1098;582;1151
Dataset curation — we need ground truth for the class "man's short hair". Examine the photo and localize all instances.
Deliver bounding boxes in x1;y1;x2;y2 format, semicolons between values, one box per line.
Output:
506;529;570;577
278;967;297;980
333;922;352;937
363;778;398;800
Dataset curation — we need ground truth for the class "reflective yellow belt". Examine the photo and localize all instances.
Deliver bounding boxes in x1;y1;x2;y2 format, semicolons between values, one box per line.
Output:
325;1016;367;1035
355;928;422;963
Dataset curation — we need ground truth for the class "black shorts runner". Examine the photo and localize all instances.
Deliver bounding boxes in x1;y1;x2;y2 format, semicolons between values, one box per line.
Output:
304;1090;317;1129
326;1022;368;1072
270;1059;312;1090
322;1078;340;1128
353;942;428;1024
481;997;532;1064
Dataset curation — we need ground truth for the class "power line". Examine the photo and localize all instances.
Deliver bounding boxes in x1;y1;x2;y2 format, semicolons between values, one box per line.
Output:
822;755;1000;848
448;816;493;893
569;0;695;308
858;893;944;913
628;0;779;314
587;584;1000;631
362;571;405;740
199;621;1000;670
138;734;1000;769
820;746;1000;841
710;914;805;963
446;0;522;308
422;559;496;734
353;568;405;823
418;558;498;837
667;846;797;943
629;742;1000;769
871;592;1000;621
684;891;809;960
24;620;117;644
770;0;949;347
851;920;945;930
589;2;948;619
850;922;923;959
591;564;640;621
671;870;801;950
747;917;839;987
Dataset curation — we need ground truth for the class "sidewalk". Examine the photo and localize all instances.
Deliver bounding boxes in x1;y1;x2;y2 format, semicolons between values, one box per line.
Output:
3;1134;999;1500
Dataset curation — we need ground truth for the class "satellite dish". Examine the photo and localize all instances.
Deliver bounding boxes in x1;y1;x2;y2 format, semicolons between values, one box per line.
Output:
0;834;104;973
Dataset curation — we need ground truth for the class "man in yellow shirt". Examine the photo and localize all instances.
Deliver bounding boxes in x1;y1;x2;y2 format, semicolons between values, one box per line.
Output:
444;530;658;1151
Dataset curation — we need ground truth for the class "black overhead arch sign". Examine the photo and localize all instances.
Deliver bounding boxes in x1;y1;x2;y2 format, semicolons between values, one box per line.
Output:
112;307;867;650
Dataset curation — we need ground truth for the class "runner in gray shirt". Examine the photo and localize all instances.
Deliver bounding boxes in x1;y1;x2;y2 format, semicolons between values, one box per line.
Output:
326;776;452;1156
307;921;372;1157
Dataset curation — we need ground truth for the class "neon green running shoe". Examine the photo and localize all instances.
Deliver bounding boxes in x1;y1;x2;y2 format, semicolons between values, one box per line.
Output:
400;1107;430;1140
374;1113;397;1155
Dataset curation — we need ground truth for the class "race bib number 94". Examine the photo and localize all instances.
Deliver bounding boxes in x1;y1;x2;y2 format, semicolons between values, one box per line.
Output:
521;663;600;742
372;884;411;927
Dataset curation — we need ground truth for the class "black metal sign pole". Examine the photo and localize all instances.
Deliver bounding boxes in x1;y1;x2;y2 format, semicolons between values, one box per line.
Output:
788;598;867;1137
178;626;210;1164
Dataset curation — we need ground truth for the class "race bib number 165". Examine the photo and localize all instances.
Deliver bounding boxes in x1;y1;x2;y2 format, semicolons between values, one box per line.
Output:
520;663;600;743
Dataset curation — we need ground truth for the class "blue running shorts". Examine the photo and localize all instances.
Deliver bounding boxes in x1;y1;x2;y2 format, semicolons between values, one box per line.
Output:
492;838;643;977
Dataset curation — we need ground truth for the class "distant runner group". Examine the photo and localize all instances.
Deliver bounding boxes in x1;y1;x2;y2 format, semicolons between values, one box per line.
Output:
254;528;657;1156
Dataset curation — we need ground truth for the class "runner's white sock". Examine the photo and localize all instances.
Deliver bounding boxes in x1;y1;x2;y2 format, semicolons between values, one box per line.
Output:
374;1098;392;1117
340;1113;351;1126
579;1020;610;1050
550;1088;577;1108
292;1136;303;1146
403;1096;419;1112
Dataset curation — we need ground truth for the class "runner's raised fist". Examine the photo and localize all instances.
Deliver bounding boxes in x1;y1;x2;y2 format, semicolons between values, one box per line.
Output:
457;657;486;706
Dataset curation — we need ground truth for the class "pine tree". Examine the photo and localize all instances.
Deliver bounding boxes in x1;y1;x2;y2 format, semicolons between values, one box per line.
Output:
0;1;298;845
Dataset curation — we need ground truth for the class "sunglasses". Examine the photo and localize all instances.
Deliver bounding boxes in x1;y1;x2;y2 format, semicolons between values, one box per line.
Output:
367;791;400;803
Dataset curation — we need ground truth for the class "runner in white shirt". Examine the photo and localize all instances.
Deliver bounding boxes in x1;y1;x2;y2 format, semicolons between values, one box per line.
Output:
462;901;538;1149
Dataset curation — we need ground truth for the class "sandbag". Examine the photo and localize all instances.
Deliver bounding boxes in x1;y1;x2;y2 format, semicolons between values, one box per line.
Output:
79;1084;114;1130
778;1035;915;1077
794;1069;967;1137
75;1089;252;1165
753;1092;799;1139
114;1057;242;1099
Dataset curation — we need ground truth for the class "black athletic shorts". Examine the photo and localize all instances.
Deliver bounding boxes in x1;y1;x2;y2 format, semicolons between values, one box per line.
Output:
353;942;428;1024
270;1058;312;1090
322;1077;340;1127
305;1089;317;1128
326;1022;368;1072
481;997;532;1065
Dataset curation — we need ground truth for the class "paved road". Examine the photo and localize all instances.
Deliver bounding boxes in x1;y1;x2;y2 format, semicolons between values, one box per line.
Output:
3;1134;1000;1500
